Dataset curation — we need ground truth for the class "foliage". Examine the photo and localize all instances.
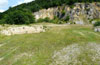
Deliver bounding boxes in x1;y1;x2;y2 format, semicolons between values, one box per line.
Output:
37;16;69;24
52;16;60;24
61;10;66;17
2;0;100;14
65;15;70;21
94;21;100;27
37;18;44;22
43;17;51;22
37;17;51;23
1;10;35;25
37;16;64;24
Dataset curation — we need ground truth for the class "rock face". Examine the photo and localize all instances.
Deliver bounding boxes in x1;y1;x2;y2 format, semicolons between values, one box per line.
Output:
94;26;100;32
33;3;100;24
34;8;54;20
0;26;45;36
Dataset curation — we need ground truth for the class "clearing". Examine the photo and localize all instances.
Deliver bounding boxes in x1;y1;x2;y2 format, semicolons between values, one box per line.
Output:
0;24;100;65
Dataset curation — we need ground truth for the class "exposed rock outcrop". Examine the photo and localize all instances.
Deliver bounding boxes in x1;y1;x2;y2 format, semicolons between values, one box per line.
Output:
0;26;45;36
34;3;100;24
34;8;54;20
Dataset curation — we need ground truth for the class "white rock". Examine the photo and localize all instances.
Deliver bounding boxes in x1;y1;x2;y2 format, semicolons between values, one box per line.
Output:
0;26;45;36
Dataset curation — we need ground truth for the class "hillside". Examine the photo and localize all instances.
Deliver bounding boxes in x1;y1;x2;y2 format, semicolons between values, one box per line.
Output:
0;0;100;25
33;3;100;24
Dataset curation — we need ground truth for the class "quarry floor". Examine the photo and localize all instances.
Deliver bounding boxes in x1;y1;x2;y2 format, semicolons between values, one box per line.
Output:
0;24;100;65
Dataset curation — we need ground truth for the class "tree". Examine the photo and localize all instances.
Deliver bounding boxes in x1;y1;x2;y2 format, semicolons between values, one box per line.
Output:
4;10;35;24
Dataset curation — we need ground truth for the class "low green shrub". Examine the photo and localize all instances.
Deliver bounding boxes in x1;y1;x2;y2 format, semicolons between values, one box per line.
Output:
64;15;70;21
61;10;66;17
37;17;51;23
37;18;44;22
94;21;100;27
43;17;51;22
52;16;60;24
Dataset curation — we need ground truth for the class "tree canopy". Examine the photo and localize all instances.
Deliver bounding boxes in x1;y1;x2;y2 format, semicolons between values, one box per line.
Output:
0;10;35;24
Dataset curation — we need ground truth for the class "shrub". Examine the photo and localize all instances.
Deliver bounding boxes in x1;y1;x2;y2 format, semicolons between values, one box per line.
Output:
43;17;51;22
3;10;35;25
60;15;70;24
37;17;51;23
94;21;100;27
37;18;44;22
52;16;59;24
61;10;66;17
65;15;70;21
53;16;68;24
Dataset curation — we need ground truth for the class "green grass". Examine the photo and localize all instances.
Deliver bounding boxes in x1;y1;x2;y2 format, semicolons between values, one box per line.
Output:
0;25;100;65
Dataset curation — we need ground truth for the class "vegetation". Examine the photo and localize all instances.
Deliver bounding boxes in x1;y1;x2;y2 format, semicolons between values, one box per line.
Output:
64;15;70;21
42;17;51;22
52;16;61;24
37;17;52;23
94;21;100;27
4;0;100;13
37;17;65;24
0;25;100;65
0;10;35;25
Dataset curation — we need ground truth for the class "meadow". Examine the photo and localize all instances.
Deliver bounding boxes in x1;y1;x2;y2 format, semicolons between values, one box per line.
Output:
0;24;100;65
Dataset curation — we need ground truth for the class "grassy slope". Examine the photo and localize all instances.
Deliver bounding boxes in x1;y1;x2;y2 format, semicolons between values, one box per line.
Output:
0;24;100;65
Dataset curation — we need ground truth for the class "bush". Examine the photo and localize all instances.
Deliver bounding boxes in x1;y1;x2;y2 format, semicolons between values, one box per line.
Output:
94;21;100;27
43;17;51;22
60;15;70;24
52;16;67;24
3;10;35;25
61;10;66;17
37;18;44;22
65;15;70;21
52;16;59;24
37;17;51;23
37;16;69;24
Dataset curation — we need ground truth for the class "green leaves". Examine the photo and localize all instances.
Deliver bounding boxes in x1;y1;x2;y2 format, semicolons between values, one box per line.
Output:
3;10;35;25
94;21;100;27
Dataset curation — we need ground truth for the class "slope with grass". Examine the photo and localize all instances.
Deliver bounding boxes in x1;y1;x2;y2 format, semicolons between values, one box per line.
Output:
0;24;100;65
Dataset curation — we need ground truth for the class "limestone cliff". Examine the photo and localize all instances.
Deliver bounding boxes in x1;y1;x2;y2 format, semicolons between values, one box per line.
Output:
33;3;100;24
